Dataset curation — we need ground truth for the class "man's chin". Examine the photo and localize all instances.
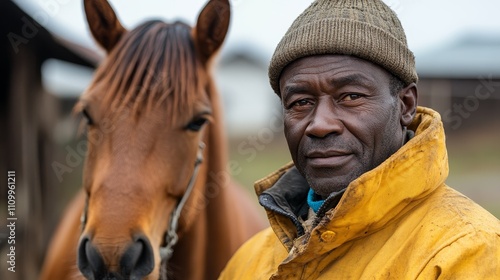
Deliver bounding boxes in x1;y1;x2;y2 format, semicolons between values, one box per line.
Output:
306;175;351;198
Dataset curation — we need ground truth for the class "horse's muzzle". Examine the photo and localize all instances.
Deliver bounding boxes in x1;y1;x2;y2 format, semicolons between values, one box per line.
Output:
77;234;155;280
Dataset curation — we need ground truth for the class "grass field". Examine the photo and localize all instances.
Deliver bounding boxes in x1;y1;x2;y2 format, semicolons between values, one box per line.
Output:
446;128;500;218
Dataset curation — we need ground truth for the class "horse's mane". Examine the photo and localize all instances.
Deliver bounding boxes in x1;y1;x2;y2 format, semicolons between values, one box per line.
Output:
81;20;203;125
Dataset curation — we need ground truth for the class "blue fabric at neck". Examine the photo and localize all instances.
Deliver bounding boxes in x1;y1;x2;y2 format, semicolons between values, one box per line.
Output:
307;188;325;213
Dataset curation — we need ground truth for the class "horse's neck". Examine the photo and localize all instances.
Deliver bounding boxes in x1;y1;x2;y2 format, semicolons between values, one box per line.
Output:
205;80;229;178
166;79;231;279
203;79;266;276
203;78;235;221
169;80;250;279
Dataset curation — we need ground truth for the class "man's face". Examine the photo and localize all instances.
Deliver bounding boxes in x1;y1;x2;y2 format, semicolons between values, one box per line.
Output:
280;55;406;198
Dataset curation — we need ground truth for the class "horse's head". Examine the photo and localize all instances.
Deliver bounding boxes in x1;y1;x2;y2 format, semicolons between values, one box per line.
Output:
75;0;230;279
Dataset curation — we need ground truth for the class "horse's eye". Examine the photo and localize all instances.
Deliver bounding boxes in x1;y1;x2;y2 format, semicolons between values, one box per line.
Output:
82;109;94;125
186;117;208;132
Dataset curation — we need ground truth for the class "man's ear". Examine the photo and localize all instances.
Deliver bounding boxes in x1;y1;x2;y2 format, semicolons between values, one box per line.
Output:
399;83;418;126
83;0;126;53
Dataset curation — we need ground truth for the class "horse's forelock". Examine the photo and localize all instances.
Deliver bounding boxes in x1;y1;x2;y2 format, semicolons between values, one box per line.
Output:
86;20;206;125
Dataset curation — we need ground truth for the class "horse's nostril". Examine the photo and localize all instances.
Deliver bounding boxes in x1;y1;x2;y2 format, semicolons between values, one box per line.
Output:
120;235;154;279
77;235;154;279
77;236;106;279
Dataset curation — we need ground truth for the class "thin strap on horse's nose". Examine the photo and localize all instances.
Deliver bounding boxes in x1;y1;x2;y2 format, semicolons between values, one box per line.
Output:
81;195;89;232
160;142;205;261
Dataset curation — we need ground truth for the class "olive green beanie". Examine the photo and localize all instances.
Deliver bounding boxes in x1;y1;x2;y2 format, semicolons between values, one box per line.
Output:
268;0;418;95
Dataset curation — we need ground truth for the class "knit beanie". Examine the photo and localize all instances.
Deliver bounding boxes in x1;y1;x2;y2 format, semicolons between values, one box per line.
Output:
268;0;418;95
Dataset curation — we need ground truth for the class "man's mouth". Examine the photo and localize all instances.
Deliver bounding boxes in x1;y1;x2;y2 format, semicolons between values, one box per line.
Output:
305;150;353;168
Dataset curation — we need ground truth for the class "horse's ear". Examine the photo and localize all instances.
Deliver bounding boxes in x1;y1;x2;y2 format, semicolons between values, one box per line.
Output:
194;0;230;63
83;0;126;53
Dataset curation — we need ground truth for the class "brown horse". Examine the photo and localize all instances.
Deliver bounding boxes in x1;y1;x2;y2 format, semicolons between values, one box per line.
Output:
39;0;267;279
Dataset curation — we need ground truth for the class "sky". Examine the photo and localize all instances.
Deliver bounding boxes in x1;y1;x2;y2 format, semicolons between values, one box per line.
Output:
15;0;500;60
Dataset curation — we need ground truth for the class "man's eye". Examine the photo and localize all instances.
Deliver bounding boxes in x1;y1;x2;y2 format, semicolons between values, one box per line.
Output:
342;93;363;101
291;99;312;107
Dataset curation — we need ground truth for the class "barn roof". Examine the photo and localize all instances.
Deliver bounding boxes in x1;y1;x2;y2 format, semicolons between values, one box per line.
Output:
416;33;500;79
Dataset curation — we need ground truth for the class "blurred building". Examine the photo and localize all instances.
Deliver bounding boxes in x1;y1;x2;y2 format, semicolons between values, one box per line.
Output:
215;44;282;138
1;1;97;279
417;33;500;132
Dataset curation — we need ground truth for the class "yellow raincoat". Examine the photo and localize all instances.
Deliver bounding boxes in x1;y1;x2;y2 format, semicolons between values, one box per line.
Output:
219;107;500;279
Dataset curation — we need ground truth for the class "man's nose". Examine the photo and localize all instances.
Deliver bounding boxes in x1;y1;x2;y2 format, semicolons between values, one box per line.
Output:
305;98;344;138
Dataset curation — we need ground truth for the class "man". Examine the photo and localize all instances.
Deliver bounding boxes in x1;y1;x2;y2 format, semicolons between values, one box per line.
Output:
219;0;500;279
